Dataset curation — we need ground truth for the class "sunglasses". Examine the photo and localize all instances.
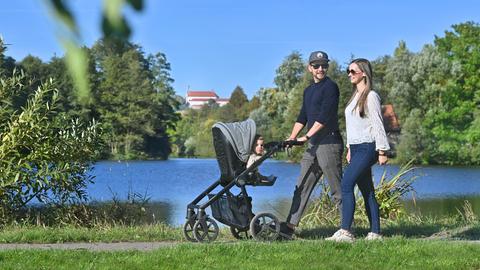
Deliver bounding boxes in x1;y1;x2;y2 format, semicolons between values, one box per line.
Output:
311;63;329;69
346;69;361;75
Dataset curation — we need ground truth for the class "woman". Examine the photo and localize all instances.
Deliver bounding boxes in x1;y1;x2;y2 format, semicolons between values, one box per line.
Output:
326;58;390;242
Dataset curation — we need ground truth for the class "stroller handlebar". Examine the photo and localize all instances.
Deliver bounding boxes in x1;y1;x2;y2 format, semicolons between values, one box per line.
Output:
282;140;305;147
264;140;305;152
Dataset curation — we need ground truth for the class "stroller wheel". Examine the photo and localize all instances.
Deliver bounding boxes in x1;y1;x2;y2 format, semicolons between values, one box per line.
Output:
250;212;280;241
230;226;250;240
183;220;198;242
193;217;219;242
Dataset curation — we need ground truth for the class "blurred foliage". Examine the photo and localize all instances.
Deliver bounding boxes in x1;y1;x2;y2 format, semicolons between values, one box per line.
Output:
44;0;144;105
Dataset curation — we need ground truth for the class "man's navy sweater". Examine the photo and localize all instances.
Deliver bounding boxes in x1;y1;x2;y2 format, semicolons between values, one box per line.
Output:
296;76;342;145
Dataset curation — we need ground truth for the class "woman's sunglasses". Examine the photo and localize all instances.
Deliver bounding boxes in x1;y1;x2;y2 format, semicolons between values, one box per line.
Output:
346;69;361;75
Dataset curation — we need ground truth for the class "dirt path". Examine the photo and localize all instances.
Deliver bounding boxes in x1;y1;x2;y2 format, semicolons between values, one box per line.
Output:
0;239;478;251
0;242;179;251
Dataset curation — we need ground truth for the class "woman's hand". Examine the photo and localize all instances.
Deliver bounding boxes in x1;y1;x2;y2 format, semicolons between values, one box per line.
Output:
378;154;388;165
346;148;351;163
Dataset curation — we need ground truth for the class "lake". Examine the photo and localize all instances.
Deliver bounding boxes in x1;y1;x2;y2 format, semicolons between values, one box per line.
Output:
89;159;480;226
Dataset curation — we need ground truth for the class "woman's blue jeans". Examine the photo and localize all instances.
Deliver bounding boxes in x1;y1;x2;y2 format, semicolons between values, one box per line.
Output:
341;142;380;233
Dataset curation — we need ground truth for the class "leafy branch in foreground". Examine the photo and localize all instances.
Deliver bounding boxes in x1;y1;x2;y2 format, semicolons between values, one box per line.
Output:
0;70;102;223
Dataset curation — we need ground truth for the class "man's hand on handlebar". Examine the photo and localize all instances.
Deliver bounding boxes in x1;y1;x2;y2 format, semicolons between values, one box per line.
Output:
296;136;308;143
283;139;305;148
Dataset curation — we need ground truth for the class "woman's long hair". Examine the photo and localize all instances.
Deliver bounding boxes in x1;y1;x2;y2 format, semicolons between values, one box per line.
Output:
347;58;373;118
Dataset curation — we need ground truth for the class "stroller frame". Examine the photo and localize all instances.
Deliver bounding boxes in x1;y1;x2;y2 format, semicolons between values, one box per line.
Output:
184;123;302;242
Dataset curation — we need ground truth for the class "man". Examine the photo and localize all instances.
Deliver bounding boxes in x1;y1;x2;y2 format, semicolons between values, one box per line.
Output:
282;51;344;239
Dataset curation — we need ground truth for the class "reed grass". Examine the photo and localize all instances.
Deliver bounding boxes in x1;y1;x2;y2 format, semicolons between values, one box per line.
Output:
300;161;417;227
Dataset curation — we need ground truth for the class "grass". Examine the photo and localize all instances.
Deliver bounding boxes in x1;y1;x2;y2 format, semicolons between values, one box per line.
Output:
0;224;182;243
0;215;478;269
0;239;479;269
0;214;479;243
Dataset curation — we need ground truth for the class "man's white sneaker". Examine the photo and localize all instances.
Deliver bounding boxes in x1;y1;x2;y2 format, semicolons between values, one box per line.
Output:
325;229;355;242
365;232;383;241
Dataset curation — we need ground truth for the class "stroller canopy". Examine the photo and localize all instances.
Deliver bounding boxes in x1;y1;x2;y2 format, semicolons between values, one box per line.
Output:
212;119;256;163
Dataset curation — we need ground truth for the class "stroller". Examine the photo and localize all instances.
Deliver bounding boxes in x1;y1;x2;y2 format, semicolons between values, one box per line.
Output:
184;119;302;242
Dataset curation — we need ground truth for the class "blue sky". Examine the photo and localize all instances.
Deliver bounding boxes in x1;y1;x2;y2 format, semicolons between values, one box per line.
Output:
1;0;479;99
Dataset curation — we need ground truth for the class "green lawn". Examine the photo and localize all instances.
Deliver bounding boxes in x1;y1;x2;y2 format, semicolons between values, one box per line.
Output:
0;220;478;269
0;239;479;269
1;219;478;243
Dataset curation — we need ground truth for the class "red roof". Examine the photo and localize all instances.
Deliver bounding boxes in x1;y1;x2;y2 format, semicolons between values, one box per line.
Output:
187;90;218;98
382;104;400;132
189;98;217;102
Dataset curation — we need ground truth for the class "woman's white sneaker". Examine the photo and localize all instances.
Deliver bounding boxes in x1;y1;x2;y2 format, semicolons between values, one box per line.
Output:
325;229;355;242
365;232;383;241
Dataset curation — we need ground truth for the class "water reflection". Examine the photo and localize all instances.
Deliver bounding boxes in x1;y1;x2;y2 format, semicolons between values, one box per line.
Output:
143;201;175;225
403;195;480;217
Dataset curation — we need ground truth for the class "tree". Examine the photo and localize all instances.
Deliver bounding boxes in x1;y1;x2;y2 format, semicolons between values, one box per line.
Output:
144;52;180;158
371;55;392;104
222;85;249;121
385;41;417;121
229;85;248;109
17;55;50;108
0;38;16;78
388;42;470;165
434;21;480;164
251;51;307;141
274;51;305;92
92;38;178;159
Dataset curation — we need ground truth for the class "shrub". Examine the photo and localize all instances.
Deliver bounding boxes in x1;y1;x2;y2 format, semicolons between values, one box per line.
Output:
0;70;102;223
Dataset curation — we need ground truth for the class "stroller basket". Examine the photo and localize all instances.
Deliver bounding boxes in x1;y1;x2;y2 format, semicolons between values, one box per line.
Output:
208;193;253;229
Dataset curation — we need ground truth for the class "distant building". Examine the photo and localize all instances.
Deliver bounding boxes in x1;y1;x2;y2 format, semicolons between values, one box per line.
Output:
186;90;229;109
382;104;401;150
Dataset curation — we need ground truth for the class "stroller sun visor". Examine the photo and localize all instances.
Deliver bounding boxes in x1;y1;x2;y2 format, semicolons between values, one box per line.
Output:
212;119;256;163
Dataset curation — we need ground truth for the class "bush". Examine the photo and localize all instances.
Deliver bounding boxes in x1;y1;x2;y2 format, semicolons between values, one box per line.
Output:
0;70;102;223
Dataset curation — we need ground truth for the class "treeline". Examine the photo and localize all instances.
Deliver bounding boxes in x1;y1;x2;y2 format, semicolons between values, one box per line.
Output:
0;37;180;160
173;21;480;166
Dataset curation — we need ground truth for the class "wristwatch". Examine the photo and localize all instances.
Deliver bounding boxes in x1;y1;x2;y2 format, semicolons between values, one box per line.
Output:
305;135;311;140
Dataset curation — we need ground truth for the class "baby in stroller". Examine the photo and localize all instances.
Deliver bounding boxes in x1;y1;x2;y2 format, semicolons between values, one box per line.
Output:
184;119;302;242
246;134;277;185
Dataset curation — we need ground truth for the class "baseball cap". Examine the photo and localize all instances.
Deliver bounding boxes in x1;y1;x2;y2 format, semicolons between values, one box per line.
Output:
308;51;329;64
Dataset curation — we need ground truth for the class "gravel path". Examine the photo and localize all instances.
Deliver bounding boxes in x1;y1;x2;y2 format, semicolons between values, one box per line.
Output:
0;242;179;251
0;239;478;251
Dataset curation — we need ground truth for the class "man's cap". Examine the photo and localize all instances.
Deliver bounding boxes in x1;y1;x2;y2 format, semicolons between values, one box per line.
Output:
308;51;329;64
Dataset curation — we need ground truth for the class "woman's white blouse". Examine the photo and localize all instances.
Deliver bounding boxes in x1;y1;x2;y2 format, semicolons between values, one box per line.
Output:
345;90;390;151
